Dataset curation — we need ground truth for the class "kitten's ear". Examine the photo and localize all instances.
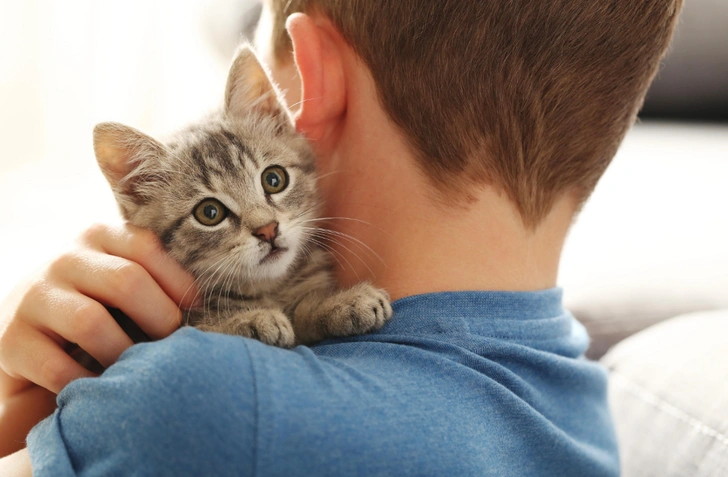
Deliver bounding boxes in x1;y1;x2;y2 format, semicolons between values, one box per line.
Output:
225;44;293;129
93;122;167;208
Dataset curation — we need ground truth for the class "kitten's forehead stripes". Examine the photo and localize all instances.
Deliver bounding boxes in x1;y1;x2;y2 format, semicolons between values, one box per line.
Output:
220;130;257;168
195;157;214;190
188;129;275;182
188;144;230;191
205;129;256;172
206;138;239;175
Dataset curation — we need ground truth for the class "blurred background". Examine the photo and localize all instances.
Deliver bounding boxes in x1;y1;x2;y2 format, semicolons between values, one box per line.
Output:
1;0;726;357
0;0;231;297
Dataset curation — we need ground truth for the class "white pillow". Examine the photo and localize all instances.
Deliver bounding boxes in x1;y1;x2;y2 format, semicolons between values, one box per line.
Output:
602;309;728;476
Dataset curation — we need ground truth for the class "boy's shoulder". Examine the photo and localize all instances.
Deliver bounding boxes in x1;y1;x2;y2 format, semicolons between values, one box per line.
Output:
29;291;619;476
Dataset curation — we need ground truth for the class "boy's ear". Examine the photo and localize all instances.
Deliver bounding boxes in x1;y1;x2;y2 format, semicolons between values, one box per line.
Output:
225;44;293;129
286;13;346;142
93;122;167;213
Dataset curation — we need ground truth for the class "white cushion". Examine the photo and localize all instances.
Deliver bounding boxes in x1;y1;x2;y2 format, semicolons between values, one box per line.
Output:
602;310;728;476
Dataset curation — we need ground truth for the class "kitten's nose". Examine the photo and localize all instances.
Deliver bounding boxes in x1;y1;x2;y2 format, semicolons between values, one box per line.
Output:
253;221;279;244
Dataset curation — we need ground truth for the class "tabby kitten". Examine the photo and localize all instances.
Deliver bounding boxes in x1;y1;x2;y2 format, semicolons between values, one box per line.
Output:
92;45;391;348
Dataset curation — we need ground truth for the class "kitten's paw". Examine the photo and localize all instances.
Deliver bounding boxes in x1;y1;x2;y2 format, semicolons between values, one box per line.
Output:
199;309;296;348
238;309;296;348
329;282;393;336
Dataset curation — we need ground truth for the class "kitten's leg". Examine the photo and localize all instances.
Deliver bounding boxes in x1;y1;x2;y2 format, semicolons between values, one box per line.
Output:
192;308;296;348
292;282;392;345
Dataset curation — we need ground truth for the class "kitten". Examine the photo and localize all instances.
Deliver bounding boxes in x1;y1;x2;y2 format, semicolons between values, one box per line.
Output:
92;45;392;348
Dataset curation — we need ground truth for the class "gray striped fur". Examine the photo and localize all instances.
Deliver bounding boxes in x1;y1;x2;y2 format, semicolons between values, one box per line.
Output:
93;45;391;347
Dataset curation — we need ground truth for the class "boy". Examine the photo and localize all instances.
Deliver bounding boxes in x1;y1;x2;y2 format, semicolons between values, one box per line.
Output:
0;0;682;475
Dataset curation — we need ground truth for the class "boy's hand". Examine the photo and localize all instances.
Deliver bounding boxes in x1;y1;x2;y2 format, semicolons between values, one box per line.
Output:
0;223;198;396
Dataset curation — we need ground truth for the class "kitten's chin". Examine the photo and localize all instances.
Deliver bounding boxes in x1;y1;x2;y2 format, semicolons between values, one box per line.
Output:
255;247;297;280
259;247;289;265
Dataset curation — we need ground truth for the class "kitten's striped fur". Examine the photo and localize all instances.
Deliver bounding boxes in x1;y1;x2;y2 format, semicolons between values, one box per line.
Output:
93;46;391;347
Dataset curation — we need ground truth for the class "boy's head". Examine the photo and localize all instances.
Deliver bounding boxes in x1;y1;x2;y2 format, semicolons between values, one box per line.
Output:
259;0;683;228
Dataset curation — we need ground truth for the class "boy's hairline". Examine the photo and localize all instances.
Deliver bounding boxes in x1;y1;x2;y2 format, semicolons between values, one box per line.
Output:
263;0;682;229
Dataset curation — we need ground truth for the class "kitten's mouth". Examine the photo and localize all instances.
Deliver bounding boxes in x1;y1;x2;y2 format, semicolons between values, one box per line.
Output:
260;246;288;264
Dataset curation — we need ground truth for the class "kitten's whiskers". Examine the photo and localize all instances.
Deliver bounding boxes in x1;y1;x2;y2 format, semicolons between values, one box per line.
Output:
302;226;386;268
307;236;360;280
191;252;238;319
306;229;375;278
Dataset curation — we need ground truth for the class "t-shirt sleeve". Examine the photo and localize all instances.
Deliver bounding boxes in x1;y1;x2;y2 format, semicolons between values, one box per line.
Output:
27;328;258;477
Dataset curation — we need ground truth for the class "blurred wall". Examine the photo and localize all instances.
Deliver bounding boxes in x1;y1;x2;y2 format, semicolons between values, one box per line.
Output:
0;0;230;171
0;0;231;297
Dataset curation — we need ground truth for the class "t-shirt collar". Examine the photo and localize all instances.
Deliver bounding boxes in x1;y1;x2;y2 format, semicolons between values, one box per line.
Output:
376;288;570;340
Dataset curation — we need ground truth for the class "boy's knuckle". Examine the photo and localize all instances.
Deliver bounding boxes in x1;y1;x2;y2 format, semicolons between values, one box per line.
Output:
40;355;70;392
24;278;47;302
46;251;76;277
0;322;18;357
111;262;145;297
79;223;109;244
132;230;161;262
71;302;105;341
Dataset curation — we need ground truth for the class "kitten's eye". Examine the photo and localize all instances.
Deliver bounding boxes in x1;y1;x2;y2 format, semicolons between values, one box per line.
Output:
261;166;288;194
193;199;228;226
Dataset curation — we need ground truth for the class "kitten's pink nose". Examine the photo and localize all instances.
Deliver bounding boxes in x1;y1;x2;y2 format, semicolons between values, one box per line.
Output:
253;221;279;244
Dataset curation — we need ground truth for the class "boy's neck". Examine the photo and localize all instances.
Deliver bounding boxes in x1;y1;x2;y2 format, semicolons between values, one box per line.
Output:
319;163;575;300
313;61;577;300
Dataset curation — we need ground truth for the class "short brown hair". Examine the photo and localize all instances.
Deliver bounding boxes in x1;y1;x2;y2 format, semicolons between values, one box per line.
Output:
264;0;682;227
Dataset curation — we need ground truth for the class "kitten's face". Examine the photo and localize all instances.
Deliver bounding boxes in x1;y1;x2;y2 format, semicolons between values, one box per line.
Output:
94;45;320;289
150;118;319;284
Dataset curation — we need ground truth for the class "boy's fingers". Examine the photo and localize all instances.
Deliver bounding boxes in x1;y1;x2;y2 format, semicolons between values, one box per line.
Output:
24;286;135;368
61;251;183;340
79;223;199;309
3;322;95;394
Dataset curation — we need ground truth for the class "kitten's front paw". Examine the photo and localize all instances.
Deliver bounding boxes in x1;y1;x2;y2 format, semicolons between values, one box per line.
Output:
329;282;393;337
239;309;296;348
199;308;296;348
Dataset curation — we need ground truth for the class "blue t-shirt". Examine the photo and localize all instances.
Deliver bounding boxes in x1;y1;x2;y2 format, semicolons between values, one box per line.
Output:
28;289;619;476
